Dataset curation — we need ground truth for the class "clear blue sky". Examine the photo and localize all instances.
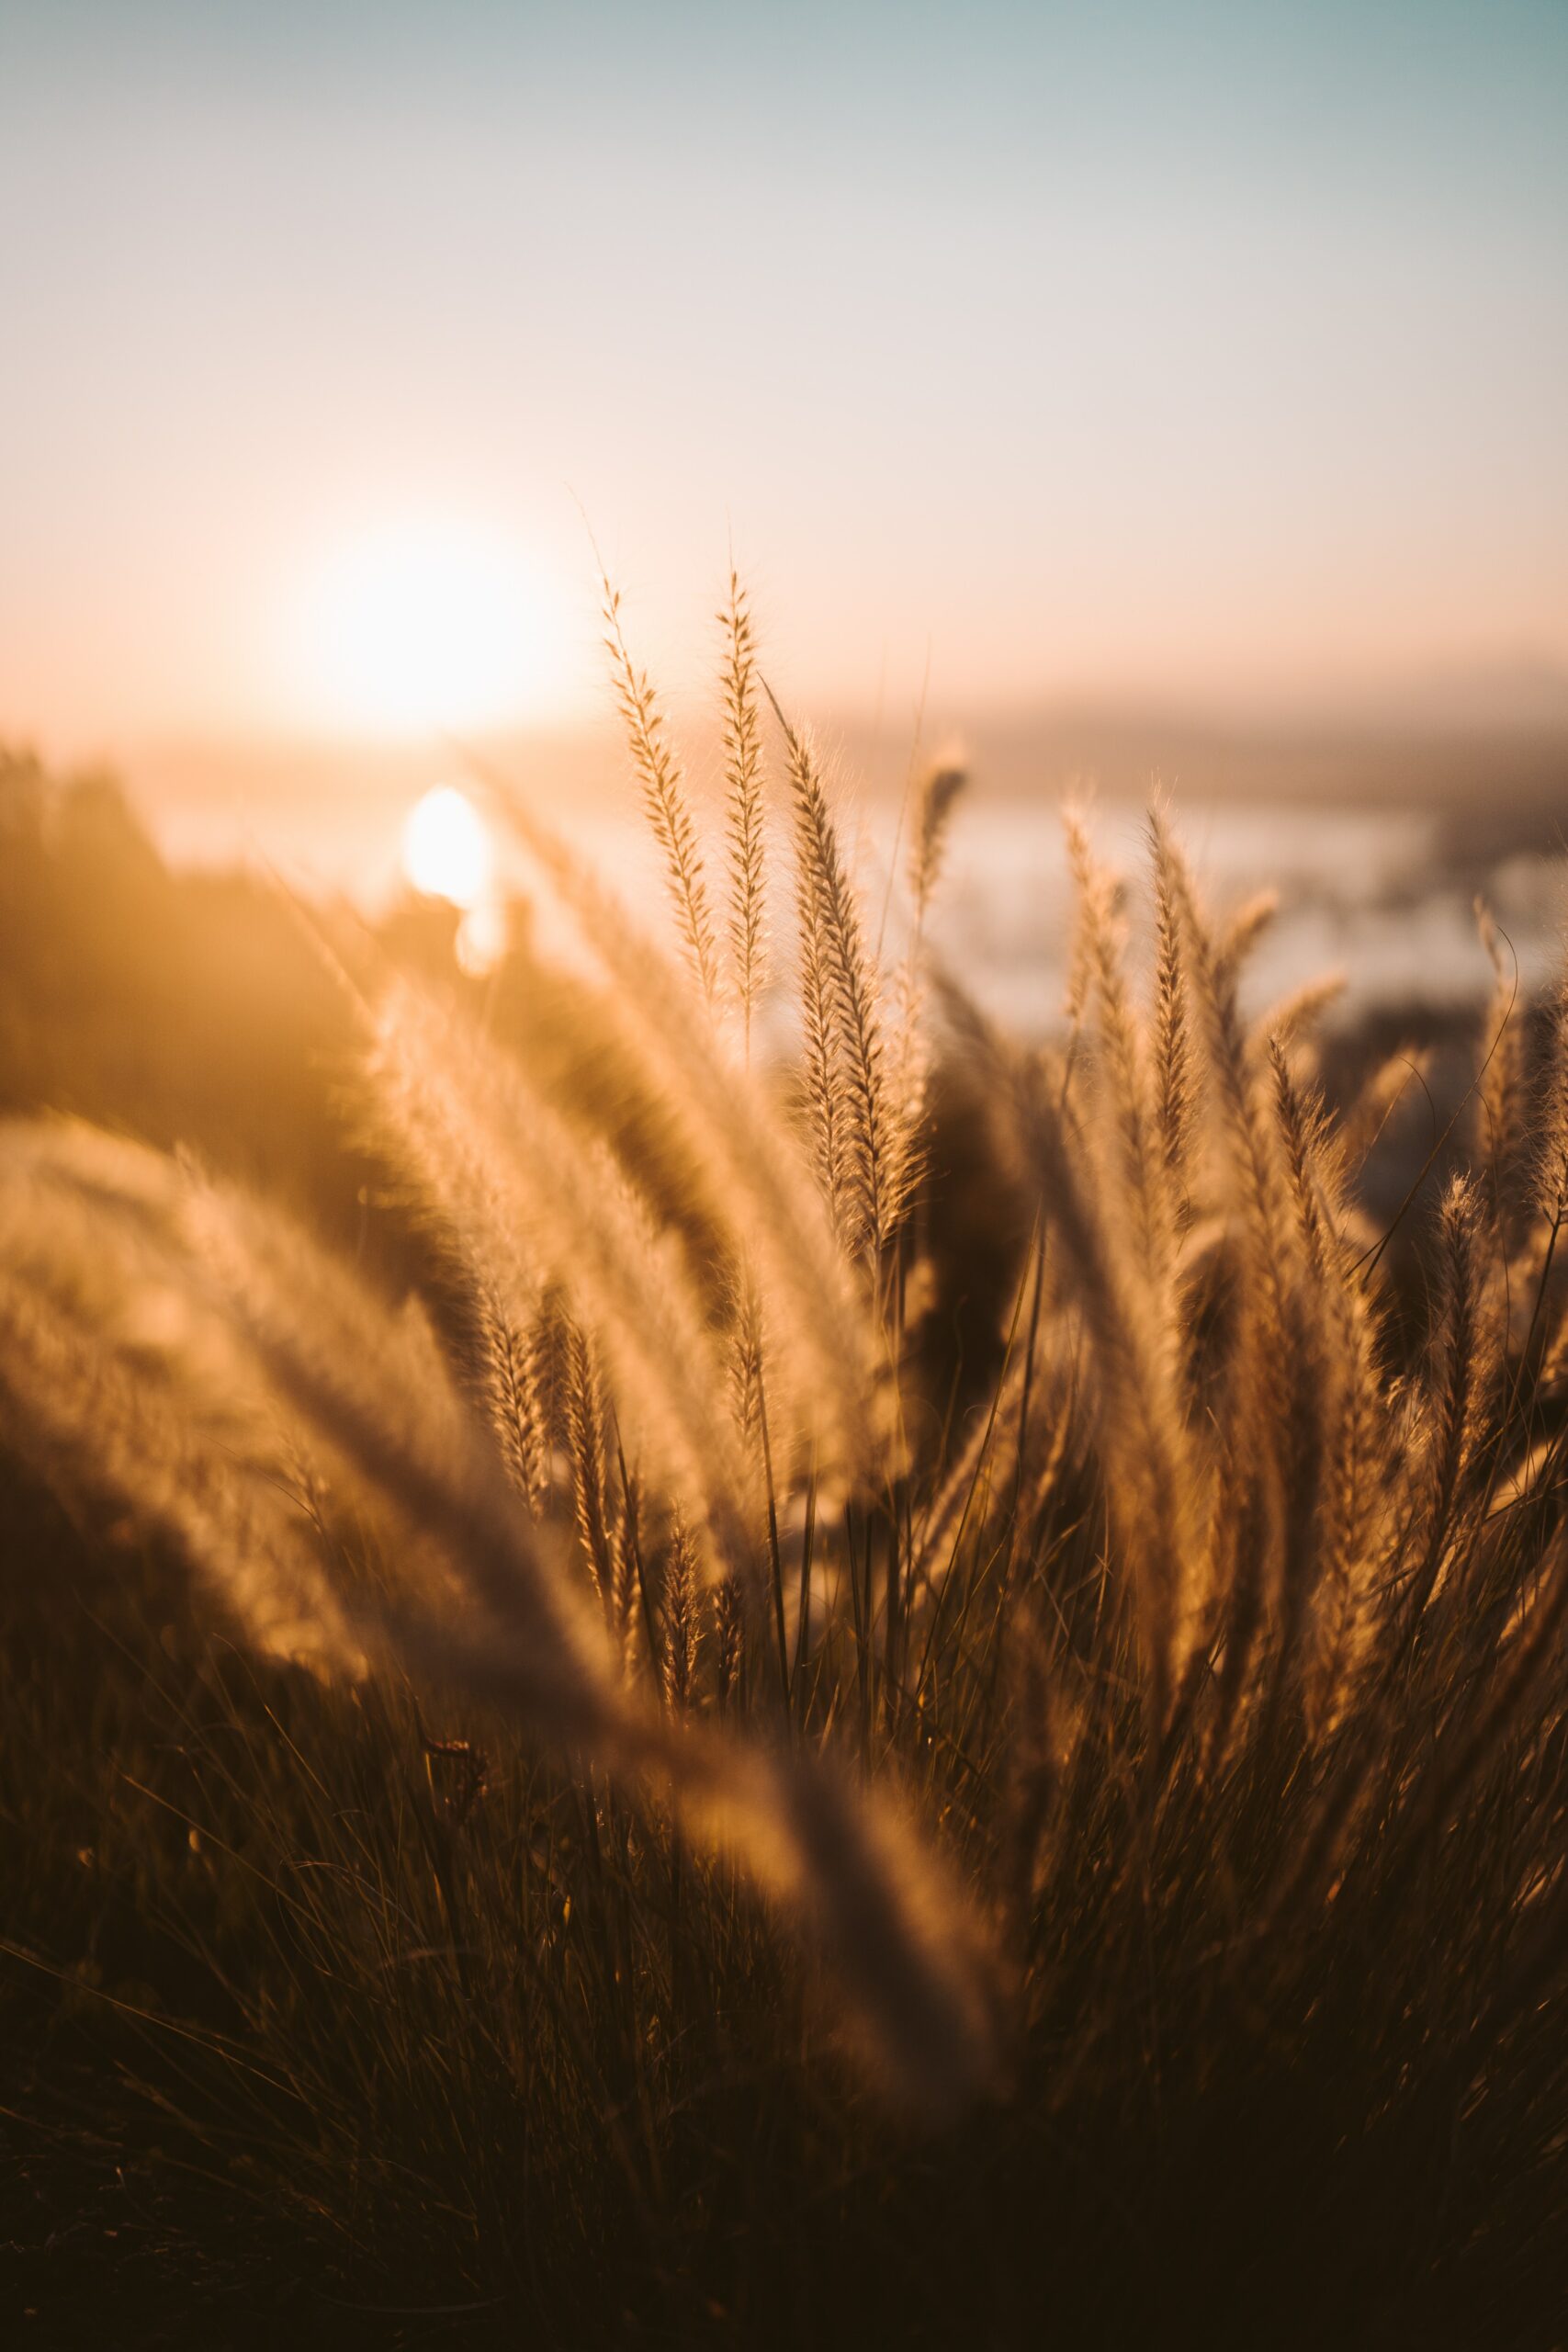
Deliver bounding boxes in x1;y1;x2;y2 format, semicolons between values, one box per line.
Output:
3;0;1564;751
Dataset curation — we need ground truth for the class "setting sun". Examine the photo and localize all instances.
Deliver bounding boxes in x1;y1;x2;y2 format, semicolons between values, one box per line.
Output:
287;517;558;738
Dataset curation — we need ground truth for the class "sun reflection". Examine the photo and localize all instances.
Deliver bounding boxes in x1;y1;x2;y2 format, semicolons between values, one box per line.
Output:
401;785;493;909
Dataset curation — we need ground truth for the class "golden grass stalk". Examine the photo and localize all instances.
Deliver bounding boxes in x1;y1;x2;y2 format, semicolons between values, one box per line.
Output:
1148;804;1197;1219
883;758;968;1246
1064;808;1165;1273
1533;958;1568;1221
660;1503;702;1710
472;776;879;1492
360;975;763;1580
773;699;899;1261
602;576;721;1009
1476;898;1526;1239
907;757;965;929
720;572;768;1062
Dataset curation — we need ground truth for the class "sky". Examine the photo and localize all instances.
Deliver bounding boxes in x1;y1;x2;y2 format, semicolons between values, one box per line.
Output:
3;0;1566;761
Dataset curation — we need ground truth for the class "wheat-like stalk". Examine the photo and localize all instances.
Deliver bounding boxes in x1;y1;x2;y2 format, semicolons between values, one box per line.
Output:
720;572;768;1063
774;698;897;1261
602;576;721;1009
474;775;879;1491
883;758;968;1245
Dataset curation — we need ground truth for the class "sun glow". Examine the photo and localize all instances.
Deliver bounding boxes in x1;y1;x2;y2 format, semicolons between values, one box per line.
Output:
402;786;493;909
288;516;558;737
401;786;510;973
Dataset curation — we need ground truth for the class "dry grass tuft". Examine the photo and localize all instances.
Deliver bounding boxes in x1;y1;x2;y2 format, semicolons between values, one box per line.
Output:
8;599;1568;2338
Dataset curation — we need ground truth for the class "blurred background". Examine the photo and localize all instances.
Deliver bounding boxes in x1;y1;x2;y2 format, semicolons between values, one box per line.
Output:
3;0;1565;1032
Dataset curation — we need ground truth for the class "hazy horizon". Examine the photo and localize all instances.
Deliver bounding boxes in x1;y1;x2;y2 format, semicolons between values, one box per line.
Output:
6;0;1566;765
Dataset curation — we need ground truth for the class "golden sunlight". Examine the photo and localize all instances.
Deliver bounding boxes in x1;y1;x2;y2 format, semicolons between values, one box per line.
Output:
288;517;556;737
401;784;493;909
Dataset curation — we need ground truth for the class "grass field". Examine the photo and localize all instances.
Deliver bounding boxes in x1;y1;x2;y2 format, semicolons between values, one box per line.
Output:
6;582;1568;2348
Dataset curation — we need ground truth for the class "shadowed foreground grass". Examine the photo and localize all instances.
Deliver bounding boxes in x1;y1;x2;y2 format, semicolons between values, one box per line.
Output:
4;585;1568;2348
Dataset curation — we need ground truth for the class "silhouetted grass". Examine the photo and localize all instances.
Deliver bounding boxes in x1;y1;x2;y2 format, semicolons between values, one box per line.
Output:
4;593;1568;2351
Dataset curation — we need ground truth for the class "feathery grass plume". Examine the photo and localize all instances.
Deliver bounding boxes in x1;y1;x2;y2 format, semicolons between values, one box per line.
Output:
1143;824;1351;1747
602;574;721;1009
660;1503;702;1710
727;1267;765;1445
0;1124;604;1724
216;1192;994;2108
883;755;968;1244
1533;950;1568;1223
1148;803;1197;1218
286;919;564;1518
255;1337;994;2110
610;1455;644;1675
332;943;562;1512
406;1214;558;1520
474;1290;554;1512
0;1136;362;1670
464;919;868;1488
1475;898;1526;1240
906;756;966;928
1266;1027;1374;1319
1265;1030;1393;1639
1269;1034;1334;1281
360;975;763;1580
1398;1173;1503;1634
946;973;1195;1726
1063;808;1165;1276
470;775;879;1491
479;944;739;1299
0;1118;997;2113
1162;838;1299;1405
792;764;852;1244
1304;1276;1388;1731
30;715;1568;2326
773;695;899;1262
1262;1030;1373;1700
719;572;767;1064
523;1285;570;1504
561;1316;615;1611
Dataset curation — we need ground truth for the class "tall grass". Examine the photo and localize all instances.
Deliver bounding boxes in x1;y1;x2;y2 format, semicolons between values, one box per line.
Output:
6;599;1568;2339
